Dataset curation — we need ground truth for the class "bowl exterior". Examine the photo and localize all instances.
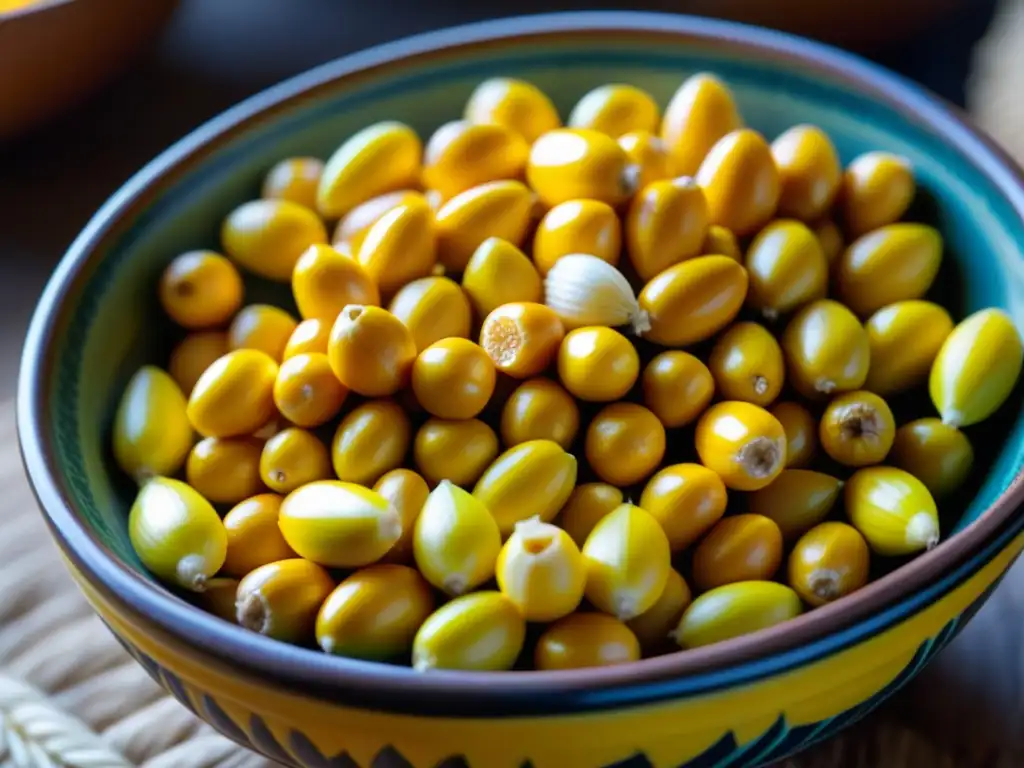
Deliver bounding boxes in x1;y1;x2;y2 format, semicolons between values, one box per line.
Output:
65;524;1022;768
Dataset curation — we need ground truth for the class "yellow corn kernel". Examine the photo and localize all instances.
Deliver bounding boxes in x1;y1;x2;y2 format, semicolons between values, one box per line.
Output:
585;402;666;486
227;304;298;362
332;190;423;254
627;570;693;655
273;352;348;428
412;591;526;672
413;418;498;488
388;276;472;352
435;180;535;272
473;439;577;535
356;197;437;295
788;522;870;607
813;218;844;264
262;157;325;210
641;351;715;429
464;77;560;143
328;305;417;397
819;390;896;467
701;224;741;261
696;129;780;236
890;418;974;498
331;399;410;486
221;494;295;578
317;121;422;218
479;301;565;379
187;349;278;438
259;427;332;494
527;128;636;208
865;300;954;395
316;564;435;660
708;322;785;407
744;219;828;319
235;558;334;643
278;481;402;567
283;318;331;360
692;514;784;591
496;516;586;622
845;466;939;556
836;223;942;317
186;437;264;505
158;251;243;330
129;477;227;591
770;125;841;222
638;255;748;347
640;463;727;552
557;326;639;403
695;401;786;491
929;307;1023;428
618;130;672;190
291;243;380;321
422;120;529;199
113;365;193;483
660;72;743;177
770;401;818;469
373;469;429;565
535;613;641;670
568;83;659;138
557;483;624;548
414;480;501;596
839;151;915;237
411;338;496;420
462;237;542;318
533;199;622;275
500;377;580;450
747;469;842;541
626;177;709;281
221;199;327;282
583;503;671;620
781;299;870;399
169;331;229;396
195;578;240;623
673;581;802;649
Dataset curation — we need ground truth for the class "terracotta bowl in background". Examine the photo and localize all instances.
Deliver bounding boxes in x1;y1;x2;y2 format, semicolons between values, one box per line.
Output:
0;0;178;141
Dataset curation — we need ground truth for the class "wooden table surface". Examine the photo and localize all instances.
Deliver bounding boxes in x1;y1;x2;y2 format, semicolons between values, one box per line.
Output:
1;2;1022;765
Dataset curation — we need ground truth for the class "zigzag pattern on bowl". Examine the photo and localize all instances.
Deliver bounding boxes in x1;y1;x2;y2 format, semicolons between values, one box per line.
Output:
107;597;988;768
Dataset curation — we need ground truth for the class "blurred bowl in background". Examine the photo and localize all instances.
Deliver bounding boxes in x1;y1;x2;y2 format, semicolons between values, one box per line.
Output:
0;0;178;141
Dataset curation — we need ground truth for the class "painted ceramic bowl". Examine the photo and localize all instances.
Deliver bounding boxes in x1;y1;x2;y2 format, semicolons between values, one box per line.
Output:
17;12;1024;768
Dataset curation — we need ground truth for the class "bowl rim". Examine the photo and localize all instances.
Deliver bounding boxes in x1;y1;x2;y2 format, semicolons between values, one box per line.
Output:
17;10;1024;714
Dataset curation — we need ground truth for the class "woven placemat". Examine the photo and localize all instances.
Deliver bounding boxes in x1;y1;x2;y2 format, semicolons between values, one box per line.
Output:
0;402;277;768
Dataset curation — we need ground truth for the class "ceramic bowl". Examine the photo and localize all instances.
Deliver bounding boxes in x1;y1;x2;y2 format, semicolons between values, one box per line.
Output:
17;12;1024;768
0;0;179;141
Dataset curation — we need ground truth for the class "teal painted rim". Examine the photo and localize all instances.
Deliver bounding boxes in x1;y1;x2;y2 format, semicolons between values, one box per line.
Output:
17;11;1024;715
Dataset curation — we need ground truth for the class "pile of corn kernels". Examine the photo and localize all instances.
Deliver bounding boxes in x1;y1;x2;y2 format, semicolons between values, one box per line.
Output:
113;73;1024;672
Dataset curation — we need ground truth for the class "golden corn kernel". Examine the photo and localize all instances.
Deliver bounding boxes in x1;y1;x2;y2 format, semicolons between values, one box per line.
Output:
479;302;564;379
236;558;334;643
413;480;501;596
221;494;295;578
158;251;243;330
259;427;332;494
